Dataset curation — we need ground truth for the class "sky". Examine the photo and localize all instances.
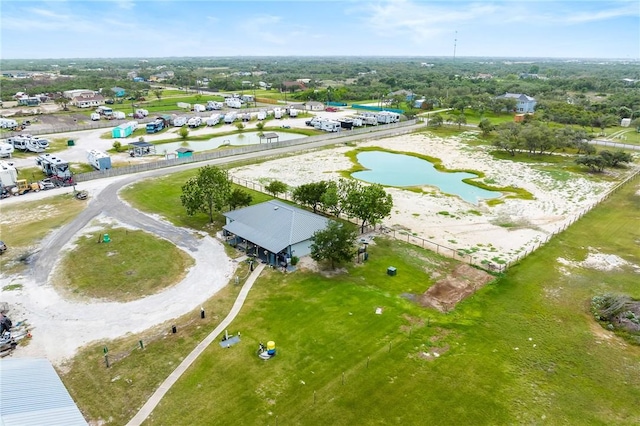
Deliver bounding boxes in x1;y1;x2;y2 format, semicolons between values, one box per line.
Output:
1;0;639;60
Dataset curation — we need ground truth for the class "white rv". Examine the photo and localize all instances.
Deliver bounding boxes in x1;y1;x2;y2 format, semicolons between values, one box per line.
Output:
113;111;126;120
173;116;187;127
0;160;18;188
187;116;202;128
289;107;298;117
177;102;191;110
0;118;18;129
0;142;15;158
376;111;401;124
90;113;101;121
206;114;221;126
241;113;251;122
224;112;238;124
135;108;149;117
274;108;283;119
257;110;267;120
320;120;341;132
207;101;223;110
193;104;206;113
226;98;242;109
87;149;112;171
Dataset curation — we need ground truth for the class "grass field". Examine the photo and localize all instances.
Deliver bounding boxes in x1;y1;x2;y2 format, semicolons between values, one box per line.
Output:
59;167;640;424
55;226;193;301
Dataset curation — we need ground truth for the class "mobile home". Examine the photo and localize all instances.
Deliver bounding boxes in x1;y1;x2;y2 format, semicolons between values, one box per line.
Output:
112;122;135;138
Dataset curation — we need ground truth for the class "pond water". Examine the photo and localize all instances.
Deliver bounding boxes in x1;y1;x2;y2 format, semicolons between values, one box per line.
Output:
157;131;302;154
351;151;502;204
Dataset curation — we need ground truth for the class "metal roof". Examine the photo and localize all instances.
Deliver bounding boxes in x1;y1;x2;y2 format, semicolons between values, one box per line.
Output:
223;200;329;253
0;358;87;426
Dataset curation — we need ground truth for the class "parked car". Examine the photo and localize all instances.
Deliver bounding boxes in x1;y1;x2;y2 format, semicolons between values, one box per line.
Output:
39;179;56;190
105;99;115;104
325;107;339;112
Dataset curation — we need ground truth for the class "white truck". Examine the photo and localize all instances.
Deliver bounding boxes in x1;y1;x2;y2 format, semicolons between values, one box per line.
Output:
224;112;238;124
90;113;101;121
187;116;202;128
206;114;221;126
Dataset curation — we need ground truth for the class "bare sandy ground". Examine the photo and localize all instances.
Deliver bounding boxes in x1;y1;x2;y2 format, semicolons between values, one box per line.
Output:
229;131;628;265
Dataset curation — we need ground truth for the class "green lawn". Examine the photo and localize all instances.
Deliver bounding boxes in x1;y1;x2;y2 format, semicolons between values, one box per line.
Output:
55;227;193;301
59;173;640;425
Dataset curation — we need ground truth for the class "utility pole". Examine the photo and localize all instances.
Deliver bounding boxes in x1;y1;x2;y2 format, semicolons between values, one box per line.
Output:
453;30;458;61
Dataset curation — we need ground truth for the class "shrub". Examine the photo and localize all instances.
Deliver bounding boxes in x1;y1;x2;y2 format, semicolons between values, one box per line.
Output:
291;256;299;266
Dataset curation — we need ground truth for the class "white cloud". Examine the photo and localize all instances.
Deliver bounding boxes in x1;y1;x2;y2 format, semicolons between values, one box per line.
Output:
565;5;638;24
115;1;135;10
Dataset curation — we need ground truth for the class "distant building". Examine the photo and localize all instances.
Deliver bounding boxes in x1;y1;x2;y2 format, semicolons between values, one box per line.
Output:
496;93;537;113
111;87;126;97
281;81;306;91
305;101;324;111
71;91;105;108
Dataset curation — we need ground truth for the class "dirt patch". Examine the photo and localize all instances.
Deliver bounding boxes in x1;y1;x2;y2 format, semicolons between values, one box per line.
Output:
418;264;495;312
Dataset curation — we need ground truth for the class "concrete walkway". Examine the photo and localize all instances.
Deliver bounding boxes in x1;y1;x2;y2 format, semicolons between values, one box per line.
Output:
125;262;266;426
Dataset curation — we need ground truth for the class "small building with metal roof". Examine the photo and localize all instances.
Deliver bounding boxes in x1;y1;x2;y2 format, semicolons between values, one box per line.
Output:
223;200;329;265
259;132;280;143
0;358;87;426
128;141;156;157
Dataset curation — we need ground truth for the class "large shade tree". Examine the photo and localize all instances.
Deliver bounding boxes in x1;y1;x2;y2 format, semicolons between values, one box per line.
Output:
345;182;393;233
180;165;231;223
310;221;358;270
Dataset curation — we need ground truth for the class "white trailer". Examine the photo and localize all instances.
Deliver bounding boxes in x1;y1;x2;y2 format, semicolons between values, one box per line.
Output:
193;104;206;113
0;160;18;188
351;117;363;127
173;116;187;127
87;149;112;171
90;113;101;121
127;120;139;130
224;112;238;124
135;108;149;117
321;120;341;132
226;99;242;109
207;101;223;110
177;102;191;110
0;142;15;158
187;116;202;128
274;108;283;119
289;107;298;117
113;111;126;120
0;118;18;129
206;114;221;126
241;113;251;122
376;111;401;124
257;109;267;120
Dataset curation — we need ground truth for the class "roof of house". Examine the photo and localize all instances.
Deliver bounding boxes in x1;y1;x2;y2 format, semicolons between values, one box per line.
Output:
0;358;88;426
497;92;536;101
223;200;330;254
130;141;154;148
260;132;279;139
73;93;105;102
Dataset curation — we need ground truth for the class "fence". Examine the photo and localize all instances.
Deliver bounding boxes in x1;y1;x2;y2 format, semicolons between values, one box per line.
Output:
73;120;420;183
351;104;405;114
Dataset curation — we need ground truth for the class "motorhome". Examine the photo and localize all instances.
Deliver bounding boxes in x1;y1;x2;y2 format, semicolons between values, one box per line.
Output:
257;110;267;120
193;104;206;113
187;116;202;128
135;108;149;117
146;119;165;134
87;149;112;171
96;106;113;117
224;112;238;124
0;142;15;158
206;114;221;126
0;118;18;129
8;134;49;152
0;161;18;188
241;113;251;122
274;108;283;119
351;117;363;127
173;116;187;127
113;111;126;120
36;153;73;181
289;107;298;117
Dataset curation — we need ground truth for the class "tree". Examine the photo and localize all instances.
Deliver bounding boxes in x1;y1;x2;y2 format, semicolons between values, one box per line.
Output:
235;122;245;131
292;181;328;213
428;113;444;128
54;95;71;111
180;166;231;223
256;122;265;131
321;178;358;218
112;141;122;152
228;188;252;210
478;118;494;136
265;180;288;197
454;113;467;129
344;183;393;233
179;127;189;139
153;89;163;100
575;155;607;172
310;221;358;270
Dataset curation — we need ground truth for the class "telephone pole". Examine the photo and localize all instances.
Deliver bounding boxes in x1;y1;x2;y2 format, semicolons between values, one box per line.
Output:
453;30;458;61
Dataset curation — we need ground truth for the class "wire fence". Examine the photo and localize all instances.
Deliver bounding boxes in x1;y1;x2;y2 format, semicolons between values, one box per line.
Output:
231;165;640;274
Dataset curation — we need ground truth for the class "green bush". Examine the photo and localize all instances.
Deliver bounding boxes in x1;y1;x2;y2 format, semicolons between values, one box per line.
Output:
291;256;299;266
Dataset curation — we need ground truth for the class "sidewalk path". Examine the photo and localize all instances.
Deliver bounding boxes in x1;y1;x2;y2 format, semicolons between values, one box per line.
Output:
125;262;266;426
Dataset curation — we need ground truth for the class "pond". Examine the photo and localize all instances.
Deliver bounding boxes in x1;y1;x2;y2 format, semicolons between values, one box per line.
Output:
351;151;502;204
156;131;303;154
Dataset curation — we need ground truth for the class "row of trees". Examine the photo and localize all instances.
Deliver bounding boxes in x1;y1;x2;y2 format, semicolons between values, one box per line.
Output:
292;179;393;233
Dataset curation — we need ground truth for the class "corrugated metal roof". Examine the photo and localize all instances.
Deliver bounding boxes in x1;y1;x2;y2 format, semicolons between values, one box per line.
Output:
223;200;329;253
0;358;87;426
